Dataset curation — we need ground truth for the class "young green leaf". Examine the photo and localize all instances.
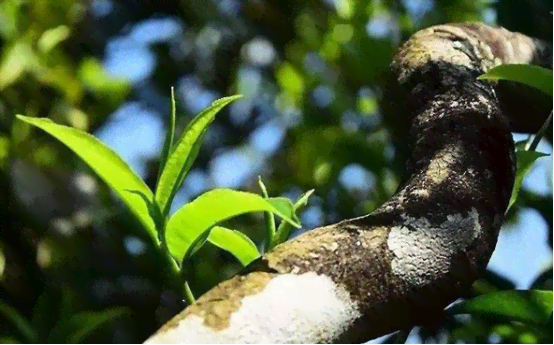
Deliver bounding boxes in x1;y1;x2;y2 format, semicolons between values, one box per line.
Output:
208;226;261;266
507;149;549;213
16;115;158;242
447;290;553;325
156;87;176;187
270;189;314;249
258;176;276;250
0;301;37;343
478;64;553;95
155;95;242;217
165;189;300;263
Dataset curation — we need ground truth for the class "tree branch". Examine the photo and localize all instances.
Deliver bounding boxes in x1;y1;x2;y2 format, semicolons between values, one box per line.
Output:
145;22;552;344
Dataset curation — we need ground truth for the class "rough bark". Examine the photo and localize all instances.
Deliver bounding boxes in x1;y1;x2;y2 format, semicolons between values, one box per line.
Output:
145;22;552;344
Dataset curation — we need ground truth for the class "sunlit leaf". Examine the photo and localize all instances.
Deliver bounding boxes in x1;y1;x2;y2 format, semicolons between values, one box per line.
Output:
0;0;20;38
507;149;549;213
275;62;305;102
38;25;70;53
156;87;176;186
166;189;300;263
77;57;130;105
447;290;553;325
493;322;550;344
16;115;158;243
0;42;33;90
155;95;242;217
478;64;552;95
208;226;261;266
0;301;37;342
270;189;314;249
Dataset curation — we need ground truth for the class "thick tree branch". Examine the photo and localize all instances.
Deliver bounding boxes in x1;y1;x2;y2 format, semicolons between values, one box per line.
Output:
145;23;551;343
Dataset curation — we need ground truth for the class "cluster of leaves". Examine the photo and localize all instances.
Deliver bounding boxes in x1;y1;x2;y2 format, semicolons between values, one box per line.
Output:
14;89;313;305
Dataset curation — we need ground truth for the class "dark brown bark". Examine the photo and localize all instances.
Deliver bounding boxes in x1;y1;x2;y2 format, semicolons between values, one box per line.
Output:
145;22;552;343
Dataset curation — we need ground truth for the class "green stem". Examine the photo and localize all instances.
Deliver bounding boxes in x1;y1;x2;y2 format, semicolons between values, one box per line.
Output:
154;201;195;305
161;233;196;305
526;110;552;152
161;244;195;305
184;281;196;304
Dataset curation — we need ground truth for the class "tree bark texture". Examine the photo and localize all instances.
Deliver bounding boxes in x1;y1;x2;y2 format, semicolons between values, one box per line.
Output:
145;22;552;344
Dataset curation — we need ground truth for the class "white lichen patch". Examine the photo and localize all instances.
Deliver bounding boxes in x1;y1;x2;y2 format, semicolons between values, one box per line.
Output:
425;144;461;184
387;208;481;287
411;189;430;198
145;272;361;344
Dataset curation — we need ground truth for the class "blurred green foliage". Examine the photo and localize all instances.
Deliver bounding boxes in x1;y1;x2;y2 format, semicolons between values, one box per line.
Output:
0;0;552;343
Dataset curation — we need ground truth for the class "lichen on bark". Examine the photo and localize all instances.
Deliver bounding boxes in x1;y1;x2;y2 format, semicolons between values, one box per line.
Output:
145;22;552;344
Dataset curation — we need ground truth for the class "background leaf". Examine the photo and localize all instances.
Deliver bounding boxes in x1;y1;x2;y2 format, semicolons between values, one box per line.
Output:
507;149;549;212
492;321;551;343
38;25;70;53
16;115;158;243
0;135;9;168
447;290;553;325
271;189;315;249
0;42;33;90
48;307;130;343
30;291;59;340
165;188;300;263
479;64;553;95
0;301;37;343
155;95;242;217
207;226;261;266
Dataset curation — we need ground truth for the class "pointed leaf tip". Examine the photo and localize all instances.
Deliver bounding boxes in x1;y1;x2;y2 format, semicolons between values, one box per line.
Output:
16;115;157;242
154;95;242;217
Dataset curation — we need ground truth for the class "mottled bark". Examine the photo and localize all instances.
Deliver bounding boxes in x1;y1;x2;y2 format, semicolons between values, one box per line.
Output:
145;23;552;343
